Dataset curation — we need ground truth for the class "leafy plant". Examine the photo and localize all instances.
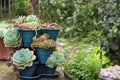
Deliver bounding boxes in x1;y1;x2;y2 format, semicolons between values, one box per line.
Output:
12;48;36;69
31;33;56;49
101;0;120;64
65;52;101;80
3;28;22;47
82;30;100;43
40;0;101;40
46;51;65;68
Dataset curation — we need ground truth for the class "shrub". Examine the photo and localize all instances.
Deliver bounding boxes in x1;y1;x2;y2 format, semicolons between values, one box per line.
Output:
65;46;113;80
101;0;120;64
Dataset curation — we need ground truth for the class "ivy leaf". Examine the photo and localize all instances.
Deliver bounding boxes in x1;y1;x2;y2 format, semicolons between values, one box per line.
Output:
112;26;117;34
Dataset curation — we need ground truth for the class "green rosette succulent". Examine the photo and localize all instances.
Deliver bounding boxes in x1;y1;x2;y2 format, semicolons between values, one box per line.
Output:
25;15;39;22
0;23;14;38
46;51;65;68
4;28;21;47
12;48;36;69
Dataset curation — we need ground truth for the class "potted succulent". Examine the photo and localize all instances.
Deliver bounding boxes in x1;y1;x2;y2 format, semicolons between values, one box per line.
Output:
31;33;56;64
34;51;65;78
0;23;14;60
12;48;37;77
39;22;62;40
12;15;42;48
45;51;65;72
4;28;22;47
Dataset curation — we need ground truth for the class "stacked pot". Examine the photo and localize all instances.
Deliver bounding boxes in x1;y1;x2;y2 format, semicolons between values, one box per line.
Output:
17;27;61;80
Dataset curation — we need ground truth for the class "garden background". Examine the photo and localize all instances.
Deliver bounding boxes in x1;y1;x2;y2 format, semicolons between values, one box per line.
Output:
0;0;120;80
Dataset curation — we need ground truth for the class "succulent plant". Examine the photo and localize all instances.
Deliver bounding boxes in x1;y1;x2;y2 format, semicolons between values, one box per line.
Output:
12;16;26;24
0;23;14;28
12;15;42;29
12;48;36;69
42;22;61;28
46;51;65;68
31;33;56;49
25;15;39;22
4;28;21;47
0;23;14;38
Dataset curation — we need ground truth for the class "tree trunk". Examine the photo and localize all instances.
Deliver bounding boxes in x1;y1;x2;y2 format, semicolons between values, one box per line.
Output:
30;0;40;18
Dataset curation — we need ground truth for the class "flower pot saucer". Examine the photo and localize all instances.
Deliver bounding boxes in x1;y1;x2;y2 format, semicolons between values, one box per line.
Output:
18;73;41;80
41;71;60;78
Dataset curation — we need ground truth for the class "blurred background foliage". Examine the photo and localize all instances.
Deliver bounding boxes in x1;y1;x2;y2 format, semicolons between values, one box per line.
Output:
0;0;120;65
0;0;101;41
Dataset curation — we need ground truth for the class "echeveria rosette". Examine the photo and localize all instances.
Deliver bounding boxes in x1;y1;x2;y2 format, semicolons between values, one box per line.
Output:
25;15;39;22
4;28;22;47
46;51;65;68
12;48;36;69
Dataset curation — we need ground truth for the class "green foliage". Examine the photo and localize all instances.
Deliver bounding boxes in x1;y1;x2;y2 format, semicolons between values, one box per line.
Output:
82;30;100;43
101;0;120;64
12;48;36;69
11;0;31;16
65;46;113;80
40;0;101;40
4;28;21;47
65;53;101;80
46;51;65;68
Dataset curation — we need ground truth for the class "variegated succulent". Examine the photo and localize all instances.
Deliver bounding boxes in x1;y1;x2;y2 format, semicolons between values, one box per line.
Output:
4;28;21;47
12;48;36;69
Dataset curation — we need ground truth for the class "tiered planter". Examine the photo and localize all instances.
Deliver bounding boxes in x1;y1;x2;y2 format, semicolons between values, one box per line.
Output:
17;28;61;80
34;46;55;64
18;28;38;48
38;28;61;40
0;38;12;60
19;61;39;76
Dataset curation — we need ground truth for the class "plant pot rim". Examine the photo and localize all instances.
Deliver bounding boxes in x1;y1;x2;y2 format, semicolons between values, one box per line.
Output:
35;46;55;49
17;28;40;31
41;71;59;78
18;73;41;79
39;28;62;30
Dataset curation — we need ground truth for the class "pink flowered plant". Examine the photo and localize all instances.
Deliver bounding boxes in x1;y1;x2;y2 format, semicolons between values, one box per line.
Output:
56;42;62;47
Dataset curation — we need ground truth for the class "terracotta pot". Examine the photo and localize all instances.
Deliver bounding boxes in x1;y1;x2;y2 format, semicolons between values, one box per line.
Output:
0;38;13;60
